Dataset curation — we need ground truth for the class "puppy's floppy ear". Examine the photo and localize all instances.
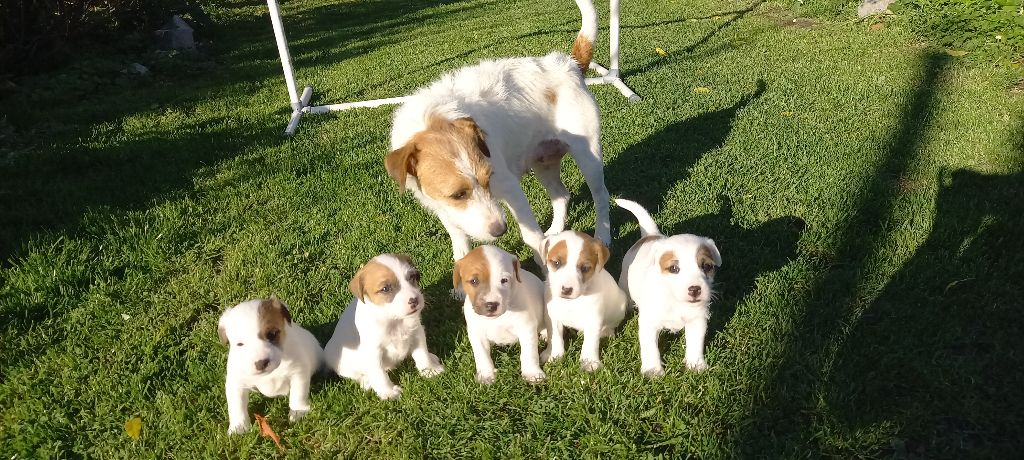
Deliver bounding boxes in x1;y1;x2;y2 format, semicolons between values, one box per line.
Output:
452;257;464;290
268;294;292;323
349;265;368;303
540;236;552;261
703;239;723;267
217;311;229;344
452;117;490;158
587;236;611;271
512;258;522;283
384;142;419;193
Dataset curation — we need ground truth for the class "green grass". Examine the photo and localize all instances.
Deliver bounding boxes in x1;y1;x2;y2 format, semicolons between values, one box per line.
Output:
2;0;1023;457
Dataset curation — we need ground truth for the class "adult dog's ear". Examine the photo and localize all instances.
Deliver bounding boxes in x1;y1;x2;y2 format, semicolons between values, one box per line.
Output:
452;117;490;158
384;142;419;192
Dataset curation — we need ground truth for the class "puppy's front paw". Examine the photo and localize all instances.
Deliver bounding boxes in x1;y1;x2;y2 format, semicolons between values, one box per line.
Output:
522;369;546;383
376;385;403;400
227;422;251;435
686;359;708;372
476;371;496;385
580;359;603;372
420;364;445;378
289;409;309;422
641;366;665;378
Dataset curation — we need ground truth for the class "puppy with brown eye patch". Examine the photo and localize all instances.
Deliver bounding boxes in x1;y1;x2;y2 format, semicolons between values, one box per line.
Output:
324;254;443;400
616;199;723;377
386;9;612;265
453;245;549;384
218;296;323;435
540;230;628;371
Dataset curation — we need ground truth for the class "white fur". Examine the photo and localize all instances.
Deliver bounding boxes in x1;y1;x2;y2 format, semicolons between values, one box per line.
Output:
541;231;627;371
390;51;611;262
457;245;550;384
324;254;443;400
219;298;323;435
616;199;723;377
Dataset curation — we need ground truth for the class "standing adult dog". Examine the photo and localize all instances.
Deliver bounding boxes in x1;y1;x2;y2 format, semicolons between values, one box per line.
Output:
385;0;610;262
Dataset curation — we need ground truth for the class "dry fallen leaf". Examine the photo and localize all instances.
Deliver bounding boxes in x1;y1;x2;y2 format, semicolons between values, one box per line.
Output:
254;413;284;452
124;416;142;439
693;87;711;94
870;22;885;31
782;111;794;117
655;47;668;57
945;49;968;57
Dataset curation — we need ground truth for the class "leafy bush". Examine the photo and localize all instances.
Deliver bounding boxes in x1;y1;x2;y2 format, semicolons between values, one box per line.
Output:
0;0;186;77
892;0;1024;61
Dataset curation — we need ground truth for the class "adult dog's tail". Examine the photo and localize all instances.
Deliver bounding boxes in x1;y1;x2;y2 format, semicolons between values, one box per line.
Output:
571;0;597;72
615;199;663;238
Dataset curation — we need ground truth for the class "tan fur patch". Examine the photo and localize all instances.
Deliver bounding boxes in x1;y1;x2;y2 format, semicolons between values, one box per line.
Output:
257;297;291;346
350;260;400;306
397;116;493;209
546;240;569;272
453;247;492;309
696;244;718;278
659;250;679;274
571;33;593;72
544;88;558;105
575;231;609;283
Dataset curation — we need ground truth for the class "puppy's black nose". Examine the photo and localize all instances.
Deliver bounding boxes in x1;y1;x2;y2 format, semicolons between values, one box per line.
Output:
408;296;419;306
688;286;701;297
489;221;507;237
255;359;270;372
561;286;573;296
484;301;499;313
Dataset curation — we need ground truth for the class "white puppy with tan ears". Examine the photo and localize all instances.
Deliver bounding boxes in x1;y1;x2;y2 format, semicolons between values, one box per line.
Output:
453;245;549;384
218;296;323;435
616;199;723;377
324;254;444;400
385;3;611;263
540;230;627;371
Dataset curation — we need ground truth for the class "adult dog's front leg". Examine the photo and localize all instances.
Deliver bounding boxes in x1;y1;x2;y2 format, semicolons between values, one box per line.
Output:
493;179;546;259
437;213;471;261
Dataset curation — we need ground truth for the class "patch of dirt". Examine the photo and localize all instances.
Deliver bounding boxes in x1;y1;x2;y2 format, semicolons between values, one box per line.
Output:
1010;78;1024;95
782;17;817;28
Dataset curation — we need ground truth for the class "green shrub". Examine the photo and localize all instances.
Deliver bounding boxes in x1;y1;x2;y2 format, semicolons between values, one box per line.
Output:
893;0;1024;61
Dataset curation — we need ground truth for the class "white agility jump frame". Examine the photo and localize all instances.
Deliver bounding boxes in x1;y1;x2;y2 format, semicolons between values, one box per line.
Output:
266;0;640;136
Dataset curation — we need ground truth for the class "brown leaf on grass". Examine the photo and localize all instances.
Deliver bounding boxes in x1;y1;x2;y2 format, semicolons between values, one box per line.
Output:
254;413;284;452
870;22;885;31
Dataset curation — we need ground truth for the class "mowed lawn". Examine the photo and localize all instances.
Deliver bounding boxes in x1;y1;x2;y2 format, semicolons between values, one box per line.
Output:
2;0;1023;456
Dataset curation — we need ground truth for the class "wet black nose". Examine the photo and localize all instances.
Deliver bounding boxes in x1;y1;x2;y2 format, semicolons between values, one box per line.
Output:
561;286;574;296
489;221;507;237
255;359;270;372
408;297;419;306
484;301;499;313
688;286;701;297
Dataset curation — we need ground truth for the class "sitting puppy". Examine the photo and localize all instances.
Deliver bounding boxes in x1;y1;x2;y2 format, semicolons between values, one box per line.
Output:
453;245;549;384
385;12;611;263
541;230;627;371
616;199;722;376
218;296;323;434
324;254;444;400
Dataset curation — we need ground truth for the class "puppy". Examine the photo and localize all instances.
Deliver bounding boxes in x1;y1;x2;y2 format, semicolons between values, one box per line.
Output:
218;296;323;435
385;7;610;263
616;199;722;376
541;230;627;371
324;254;444;400
453;245;549;384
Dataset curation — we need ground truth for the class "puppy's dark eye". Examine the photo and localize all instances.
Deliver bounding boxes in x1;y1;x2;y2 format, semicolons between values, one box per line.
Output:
500;277;509;284
469;278;479;286
551;259;562;268
668;265;680;274
266;330;278;342
380;284;392;293
579;265;590;274
450;190;469;200
236;342;244;347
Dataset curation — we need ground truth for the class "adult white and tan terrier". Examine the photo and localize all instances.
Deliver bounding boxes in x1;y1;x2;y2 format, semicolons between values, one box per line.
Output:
617;199;722;377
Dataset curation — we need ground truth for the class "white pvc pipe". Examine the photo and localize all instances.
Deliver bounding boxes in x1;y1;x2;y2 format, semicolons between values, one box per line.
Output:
306;96;410;114
267;0;300;106
609;0;621;76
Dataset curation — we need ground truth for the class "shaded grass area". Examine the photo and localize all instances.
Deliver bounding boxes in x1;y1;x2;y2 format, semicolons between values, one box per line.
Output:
1;0;1023;456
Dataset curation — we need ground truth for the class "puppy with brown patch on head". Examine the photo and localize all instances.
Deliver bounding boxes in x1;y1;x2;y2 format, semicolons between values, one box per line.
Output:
324;254;443;400
540;230;627;371
385;4;610;263
453;245;549;384
616;199;723;377
218;296;323;435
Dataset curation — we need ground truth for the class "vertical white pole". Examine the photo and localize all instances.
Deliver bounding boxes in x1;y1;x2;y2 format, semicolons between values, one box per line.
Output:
267;0;300;106
609;0;621;76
